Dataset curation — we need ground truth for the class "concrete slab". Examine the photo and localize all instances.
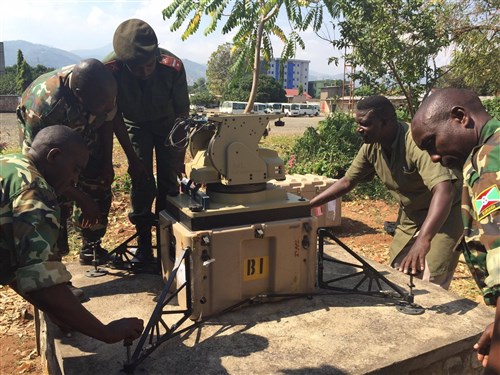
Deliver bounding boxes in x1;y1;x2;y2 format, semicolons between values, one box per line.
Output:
41;243;493;375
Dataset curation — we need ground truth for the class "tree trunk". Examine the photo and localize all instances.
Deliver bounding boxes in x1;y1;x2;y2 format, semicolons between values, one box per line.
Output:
245;19;265;114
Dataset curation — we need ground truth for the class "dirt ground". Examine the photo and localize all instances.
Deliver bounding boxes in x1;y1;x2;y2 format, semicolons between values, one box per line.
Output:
0;113;483;374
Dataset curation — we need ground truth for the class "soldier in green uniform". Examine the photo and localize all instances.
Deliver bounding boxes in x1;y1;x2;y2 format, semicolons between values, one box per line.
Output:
411;88;499;373
17;58;143;265
310;95;463;289
103;19;190;264
0;125;144;343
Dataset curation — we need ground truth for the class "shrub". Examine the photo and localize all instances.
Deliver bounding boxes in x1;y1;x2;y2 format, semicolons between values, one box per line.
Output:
284;112;392;201
483;97;500;119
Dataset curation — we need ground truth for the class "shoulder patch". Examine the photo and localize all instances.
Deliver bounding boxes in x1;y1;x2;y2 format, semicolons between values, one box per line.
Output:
159;54;183;72
105;60;122;73
474;184;500;220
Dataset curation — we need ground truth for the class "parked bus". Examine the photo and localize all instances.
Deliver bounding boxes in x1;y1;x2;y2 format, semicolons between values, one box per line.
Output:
308;103;320;116
282;103;300;117
266;102;284;114
253;102;268;114
219;101;247;114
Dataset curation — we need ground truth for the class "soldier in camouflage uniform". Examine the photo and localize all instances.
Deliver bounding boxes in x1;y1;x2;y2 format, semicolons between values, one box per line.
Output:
103;19;190;264
0;125;143;343
411;88;499;372
17;58;143;265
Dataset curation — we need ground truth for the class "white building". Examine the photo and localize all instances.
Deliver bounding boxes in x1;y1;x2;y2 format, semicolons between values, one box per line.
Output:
264;58;310;90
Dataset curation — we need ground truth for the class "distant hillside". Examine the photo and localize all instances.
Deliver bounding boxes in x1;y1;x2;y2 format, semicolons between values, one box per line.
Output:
309;71;344;81
4;40;206;84
4;40;81;68
71;44;113;60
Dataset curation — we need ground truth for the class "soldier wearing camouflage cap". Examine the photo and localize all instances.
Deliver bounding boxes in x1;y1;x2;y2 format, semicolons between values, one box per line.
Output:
103;19;190;266
0;126;144;343
411;88;499;372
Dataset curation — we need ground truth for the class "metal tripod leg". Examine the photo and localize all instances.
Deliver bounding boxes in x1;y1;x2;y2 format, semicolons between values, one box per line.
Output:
123;247;194;372
318;227;408;300
107;219;161;274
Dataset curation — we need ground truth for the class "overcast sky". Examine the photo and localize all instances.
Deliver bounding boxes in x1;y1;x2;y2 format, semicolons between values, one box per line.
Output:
1;0;345;75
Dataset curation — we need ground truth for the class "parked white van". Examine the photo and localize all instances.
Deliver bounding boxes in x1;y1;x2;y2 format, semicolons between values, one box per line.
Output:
266;103;284;114
253;102;268;114
282;103;300;116
219;101;247;114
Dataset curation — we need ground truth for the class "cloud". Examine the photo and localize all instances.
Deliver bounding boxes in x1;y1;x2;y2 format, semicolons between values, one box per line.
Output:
0;0;344;75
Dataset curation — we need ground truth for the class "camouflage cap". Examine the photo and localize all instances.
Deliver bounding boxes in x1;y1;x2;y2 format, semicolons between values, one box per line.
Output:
113;19;158;65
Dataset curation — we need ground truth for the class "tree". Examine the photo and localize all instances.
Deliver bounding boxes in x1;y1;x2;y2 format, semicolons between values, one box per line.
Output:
224;74;287;103
162;0;337;113
32;64;53;79
0;70;17;95
190;91;217;107
189;77;208;94
16;50;32;95
440;0;500;95
323;0;449;116
206;43;235;99
298;83;304;95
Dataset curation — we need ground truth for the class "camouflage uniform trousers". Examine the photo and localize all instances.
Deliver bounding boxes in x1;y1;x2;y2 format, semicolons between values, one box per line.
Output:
125;119;184;230
58;155;112;254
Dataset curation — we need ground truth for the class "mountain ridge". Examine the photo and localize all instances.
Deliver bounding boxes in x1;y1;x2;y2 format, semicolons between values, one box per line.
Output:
3;40;341;83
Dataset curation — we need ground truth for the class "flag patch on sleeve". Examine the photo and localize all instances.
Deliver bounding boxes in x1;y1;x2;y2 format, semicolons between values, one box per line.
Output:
474;184;500;220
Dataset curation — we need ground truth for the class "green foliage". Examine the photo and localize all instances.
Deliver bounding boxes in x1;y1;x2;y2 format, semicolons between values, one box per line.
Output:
162;0;338;110
330;0;450;116
483;97;500;119
206;43;235;98
189;77;208;94
0;70;17;95
190;91;217;106
32;64;53;78
284;112;392;201
224;74;287;102
395;107;411;122
16;50;32;94
442;0;499;95
354;85;377;97
112;174;132;194
286;112;360;177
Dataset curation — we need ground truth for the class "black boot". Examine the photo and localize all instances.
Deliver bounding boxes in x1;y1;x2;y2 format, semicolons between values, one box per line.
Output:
79;240;109;265
131;230;154;264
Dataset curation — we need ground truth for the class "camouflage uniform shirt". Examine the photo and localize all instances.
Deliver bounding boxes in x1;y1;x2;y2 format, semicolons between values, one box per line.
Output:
462;118;500;305
0;154;72;293
17;65;116;155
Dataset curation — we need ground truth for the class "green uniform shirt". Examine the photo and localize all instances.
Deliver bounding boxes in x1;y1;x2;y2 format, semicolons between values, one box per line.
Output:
462;118;500;305
103;48;190;134
17;65;116;155
0;154;72;293
345;121;463;275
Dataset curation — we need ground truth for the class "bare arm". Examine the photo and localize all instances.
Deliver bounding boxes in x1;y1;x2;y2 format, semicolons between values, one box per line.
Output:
398;180;455;274
309;177;357;208
23;283;143;344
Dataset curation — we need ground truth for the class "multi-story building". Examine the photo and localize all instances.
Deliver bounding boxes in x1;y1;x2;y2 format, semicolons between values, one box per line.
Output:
263;58;310;90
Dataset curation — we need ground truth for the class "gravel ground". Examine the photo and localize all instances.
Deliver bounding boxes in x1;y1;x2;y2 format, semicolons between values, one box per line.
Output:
0;112;21;151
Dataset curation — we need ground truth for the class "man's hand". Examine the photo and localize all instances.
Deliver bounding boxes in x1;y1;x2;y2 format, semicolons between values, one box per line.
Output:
102;318;144;344
398;237;431;274
78;195;101;228
475;322;494;368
